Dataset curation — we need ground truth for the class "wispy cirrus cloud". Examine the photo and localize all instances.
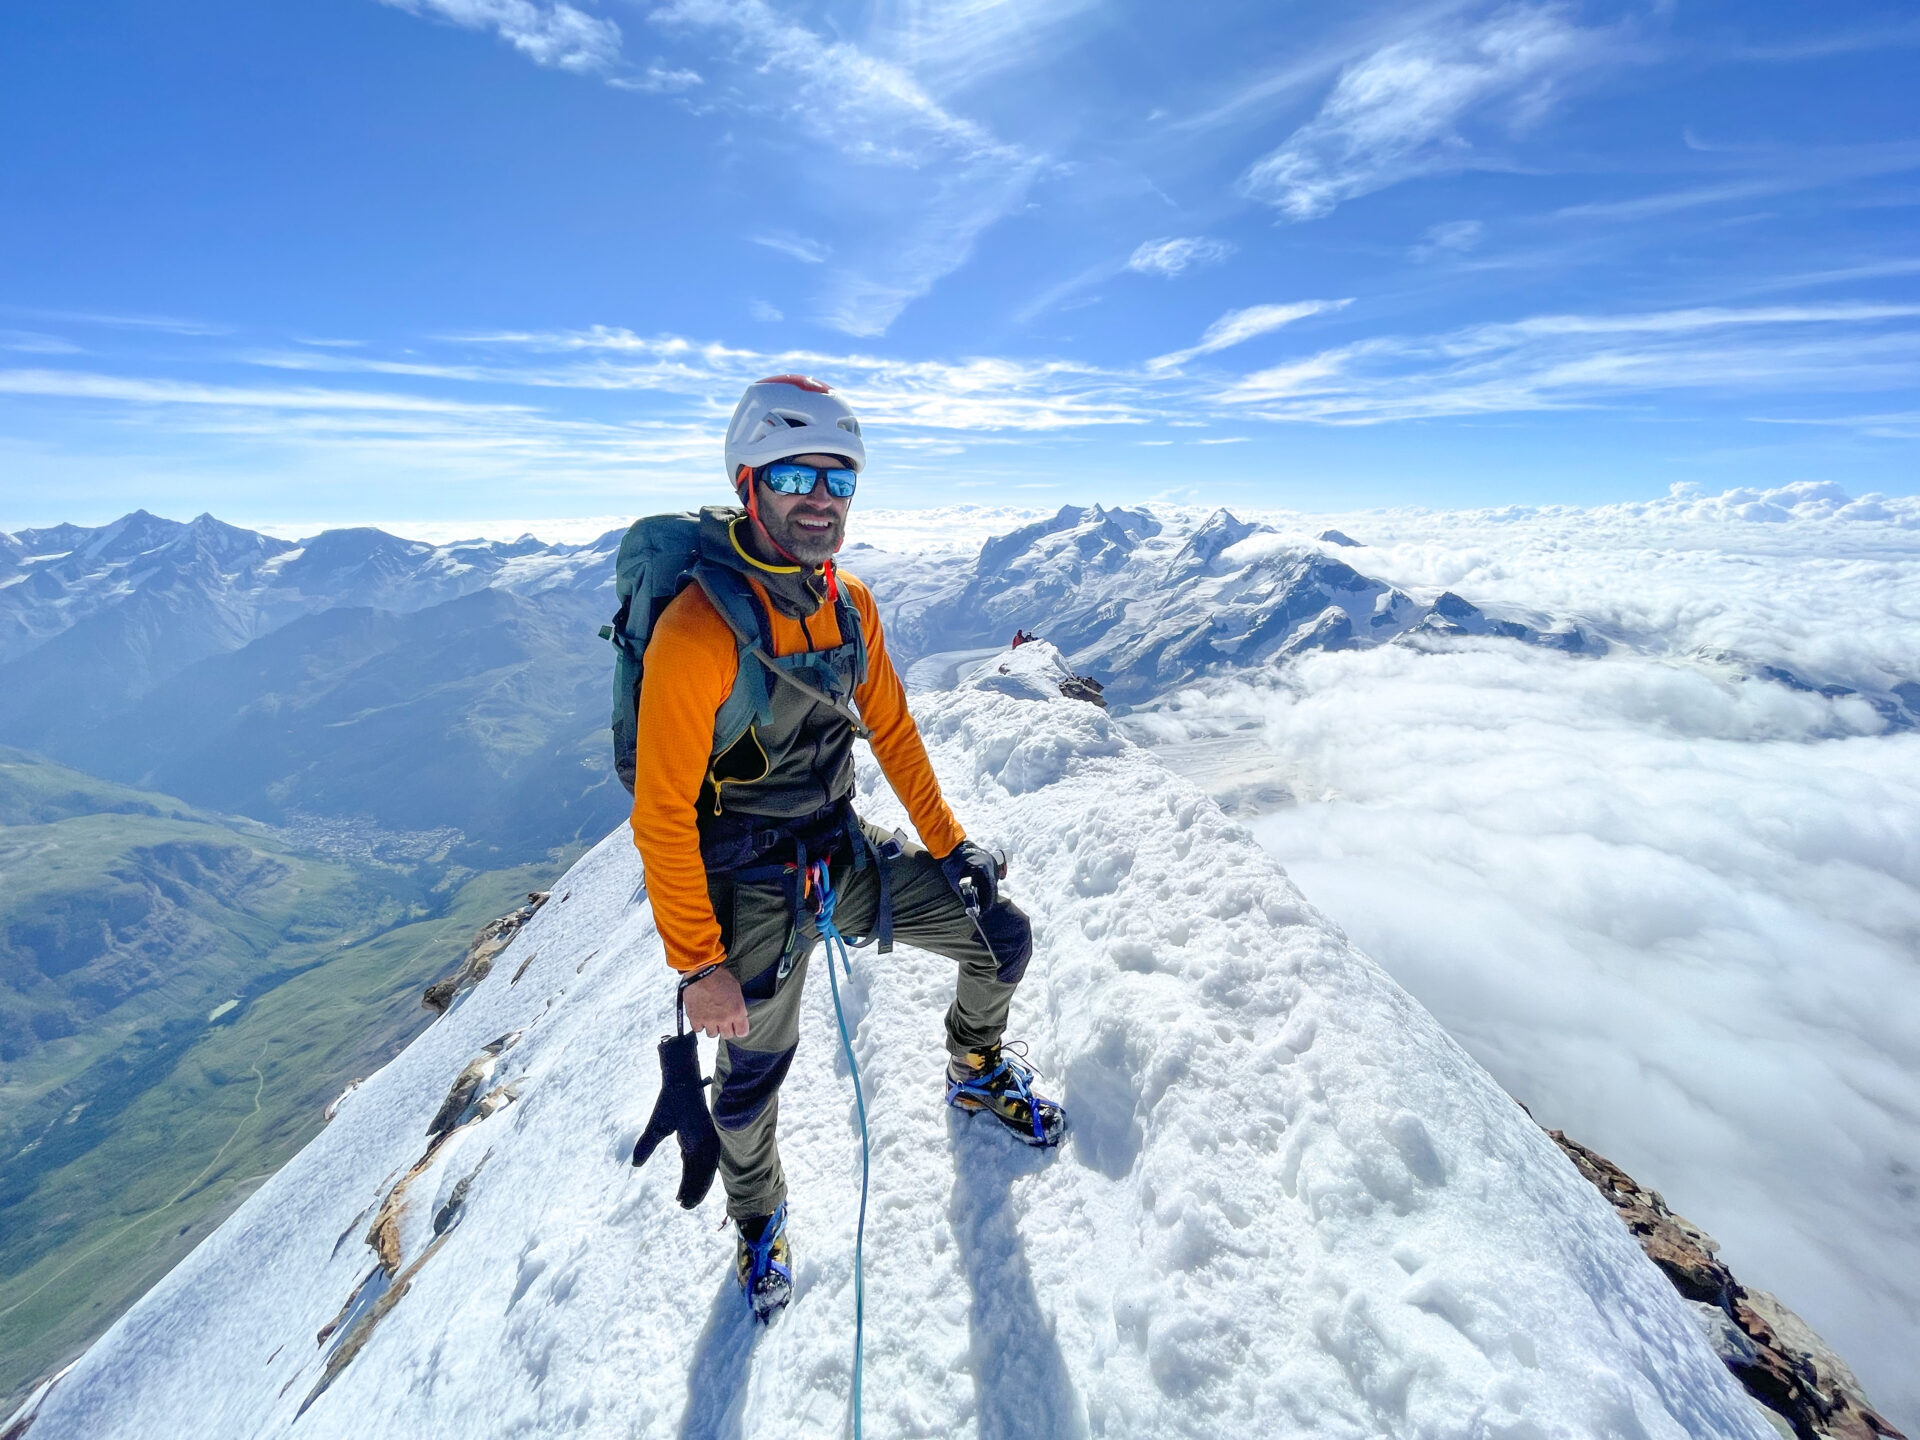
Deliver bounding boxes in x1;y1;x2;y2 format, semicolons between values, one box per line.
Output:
1177;0;1485;135
1126;236;1235;277
1;331;82;356
649;0;1015;166
447;326;1157;433
1213;302;1920;421
1;306;230;337
869;0;1106;97
1241;3;1605;221
754;232;832;265
1148;300;1352;371
1551;138;1920;223
0;368;525;414
0;364;725;481
376;0;1038;335
1411;218;1484;259
16;292;1918;489
380;0;624;75
611;61;703;93
649;0;1045;336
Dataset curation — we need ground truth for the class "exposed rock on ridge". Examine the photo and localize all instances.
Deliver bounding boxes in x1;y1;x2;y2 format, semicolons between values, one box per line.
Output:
1550;1131;1905;1440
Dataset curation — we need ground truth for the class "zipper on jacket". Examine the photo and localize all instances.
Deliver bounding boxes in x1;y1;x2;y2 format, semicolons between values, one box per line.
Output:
707;726;772;816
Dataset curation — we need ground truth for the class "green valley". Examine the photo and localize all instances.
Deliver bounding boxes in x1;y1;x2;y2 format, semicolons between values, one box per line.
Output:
0;748;581;1407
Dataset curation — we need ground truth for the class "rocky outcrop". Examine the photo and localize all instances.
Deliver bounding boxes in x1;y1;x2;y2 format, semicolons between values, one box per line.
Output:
1058;672;1107;708
420;892;549;1014
305;1030;523;1416
1549;1130;1905;1440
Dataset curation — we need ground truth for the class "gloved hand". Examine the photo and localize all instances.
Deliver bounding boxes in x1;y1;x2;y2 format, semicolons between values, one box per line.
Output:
940;839;1002;912
631;1029;719;1208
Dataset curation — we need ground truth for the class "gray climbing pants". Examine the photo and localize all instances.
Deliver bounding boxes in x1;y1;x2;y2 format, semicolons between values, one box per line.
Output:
704;816;1033;1221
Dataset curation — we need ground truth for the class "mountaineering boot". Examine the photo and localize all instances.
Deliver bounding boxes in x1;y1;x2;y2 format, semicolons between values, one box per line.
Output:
735;1204;793;1322
946;1041;1067;1148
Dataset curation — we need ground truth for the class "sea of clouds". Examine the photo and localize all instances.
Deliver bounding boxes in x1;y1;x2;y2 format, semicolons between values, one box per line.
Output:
1125;482;1920;1427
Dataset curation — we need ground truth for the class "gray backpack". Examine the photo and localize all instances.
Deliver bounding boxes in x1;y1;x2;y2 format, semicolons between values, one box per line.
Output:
600;512;870;794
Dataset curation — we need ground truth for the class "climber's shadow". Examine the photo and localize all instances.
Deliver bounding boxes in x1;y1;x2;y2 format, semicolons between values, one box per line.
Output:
678;1273;758;1440
947;1111;1086;1440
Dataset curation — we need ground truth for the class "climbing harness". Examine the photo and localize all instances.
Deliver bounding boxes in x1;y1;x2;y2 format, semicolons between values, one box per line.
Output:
807;857;870;1440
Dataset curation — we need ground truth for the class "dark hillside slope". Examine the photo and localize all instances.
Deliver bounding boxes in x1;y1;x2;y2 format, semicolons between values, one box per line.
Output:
68;587;628;864
0;745;206;826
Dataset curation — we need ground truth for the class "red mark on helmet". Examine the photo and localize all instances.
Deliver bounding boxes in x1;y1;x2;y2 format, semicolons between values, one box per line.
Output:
757;373;831;393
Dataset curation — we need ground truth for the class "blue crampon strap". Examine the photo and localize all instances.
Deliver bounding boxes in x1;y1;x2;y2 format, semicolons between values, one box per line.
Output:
946;1054;1049;1144
743;1200;792;1298
808;859;868;1440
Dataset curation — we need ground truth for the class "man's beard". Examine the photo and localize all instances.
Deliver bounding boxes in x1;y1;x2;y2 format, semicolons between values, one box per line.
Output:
761;502;845;566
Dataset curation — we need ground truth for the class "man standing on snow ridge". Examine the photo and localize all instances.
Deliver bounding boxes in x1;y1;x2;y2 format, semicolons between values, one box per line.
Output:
629;374;1066;1321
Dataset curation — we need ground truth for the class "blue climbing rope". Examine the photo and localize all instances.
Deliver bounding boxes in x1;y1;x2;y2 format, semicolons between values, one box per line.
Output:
808;859;868;1440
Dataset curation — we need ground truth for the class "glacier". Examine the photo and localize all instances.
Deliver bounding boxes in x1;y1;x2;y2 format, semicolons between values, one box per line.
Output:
17;649;1771;1440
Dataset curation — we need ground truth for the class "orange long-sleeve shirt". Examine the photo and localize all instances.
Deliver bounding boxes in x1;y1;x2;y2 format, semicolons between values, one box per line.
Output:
630;569;965;972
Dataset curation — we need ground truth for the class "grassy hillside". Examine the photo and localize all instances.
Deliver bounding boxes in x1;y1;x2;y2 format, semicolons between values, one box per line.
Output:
0;750;585;1408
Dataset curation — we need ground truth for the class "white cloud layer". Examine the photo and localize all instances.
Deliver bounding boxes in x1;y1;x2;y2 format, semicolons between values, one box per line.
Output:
1247;653;1919;1423
1125;492;1920;1422
1264;481;1920;681
1241;4;1599;219
381;0;622;74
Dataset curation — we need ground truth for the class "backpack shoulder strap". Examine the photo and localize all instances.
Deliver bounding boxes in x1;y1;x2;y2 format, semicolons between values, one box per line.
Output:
691;564;872;742
687;565;776;753
832;590;869;687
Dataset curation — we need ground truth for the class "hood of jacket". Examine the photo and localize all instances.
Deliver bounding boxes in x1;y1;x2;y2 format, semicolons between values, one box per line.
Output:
695;505;832;620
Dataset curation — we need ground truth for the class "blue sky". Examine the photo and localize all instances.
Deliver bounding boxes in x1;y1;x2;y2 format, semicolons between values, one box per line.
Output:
2;0;1917;531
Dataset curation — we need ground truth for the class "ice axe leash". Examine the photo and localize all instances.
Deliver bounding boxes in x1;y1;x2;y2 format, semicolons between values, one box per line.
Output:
806;858;869;1440
954;847;1010;957
953;851;1057;1148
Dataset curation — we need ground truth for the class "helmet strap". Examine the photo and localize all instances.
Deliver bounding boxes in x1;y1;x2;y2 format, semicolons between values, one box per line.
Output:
737;467;813;570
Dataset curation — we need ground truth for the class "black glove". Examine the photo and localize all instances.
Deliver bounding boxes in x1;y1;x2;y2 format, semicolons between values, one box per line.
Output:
631;1029;719;1209
940;840;1002;912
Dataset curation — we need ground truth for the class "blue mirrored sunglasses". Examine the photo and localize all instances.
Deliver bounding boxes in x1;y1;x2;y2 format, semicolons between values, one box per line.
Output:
760;461;858;498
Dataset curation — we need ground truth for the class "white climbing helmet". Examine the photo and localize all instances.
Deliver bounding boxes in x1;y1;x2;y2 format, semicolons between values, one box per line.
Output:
723;374;865;485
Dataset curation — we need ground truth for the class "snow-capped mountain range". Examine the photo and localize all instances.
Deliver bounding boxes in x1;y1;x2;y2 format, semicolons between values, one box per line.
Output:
884;505;1602;704
0;512;627;859
3;501;1913;861
9;656;1775;1440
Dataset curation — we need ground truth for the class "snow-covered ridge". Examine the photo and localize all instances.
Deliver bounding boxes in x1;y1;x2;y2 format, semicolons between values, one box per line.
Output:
24;670;1768;1439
